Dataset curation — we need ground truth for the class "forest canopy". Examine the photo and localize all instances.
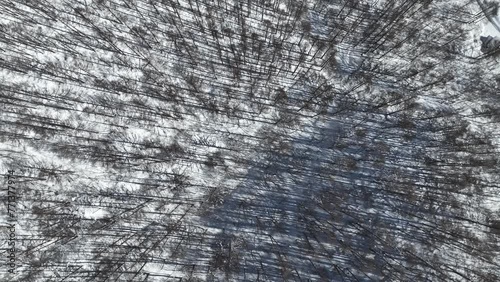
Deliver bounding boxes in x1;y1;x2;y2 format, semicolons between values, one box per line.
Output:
1;0;500;281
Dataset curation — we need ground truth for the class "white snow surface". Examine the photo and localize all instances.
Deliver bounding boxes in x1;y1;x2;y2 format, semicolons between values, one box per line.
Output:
1;0;500;281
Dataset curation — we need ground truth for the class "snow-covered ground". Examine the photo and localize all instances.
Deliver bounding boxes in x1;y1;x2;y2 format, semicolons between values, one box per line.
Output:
1;0;499;281
483;19;500;36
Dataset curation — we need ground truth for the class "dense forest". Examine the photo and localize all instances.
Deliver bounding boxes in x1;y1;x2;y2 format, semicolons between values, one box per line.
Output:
1;0;500;281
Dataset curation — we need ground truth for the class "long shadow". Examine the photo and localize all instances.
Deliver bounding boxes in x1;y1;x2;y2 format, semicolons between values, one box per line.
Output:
191;92;499;281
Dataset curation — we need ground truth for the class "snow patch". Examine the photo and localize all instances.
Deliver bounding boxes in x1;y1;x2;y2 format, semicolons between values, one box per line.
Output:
80;207;109;220
483;20;500;36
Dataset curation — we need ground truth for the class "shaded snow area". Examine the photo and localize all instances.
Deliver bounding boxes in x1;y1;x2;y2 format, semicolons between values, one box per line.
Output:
1;0;500;281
